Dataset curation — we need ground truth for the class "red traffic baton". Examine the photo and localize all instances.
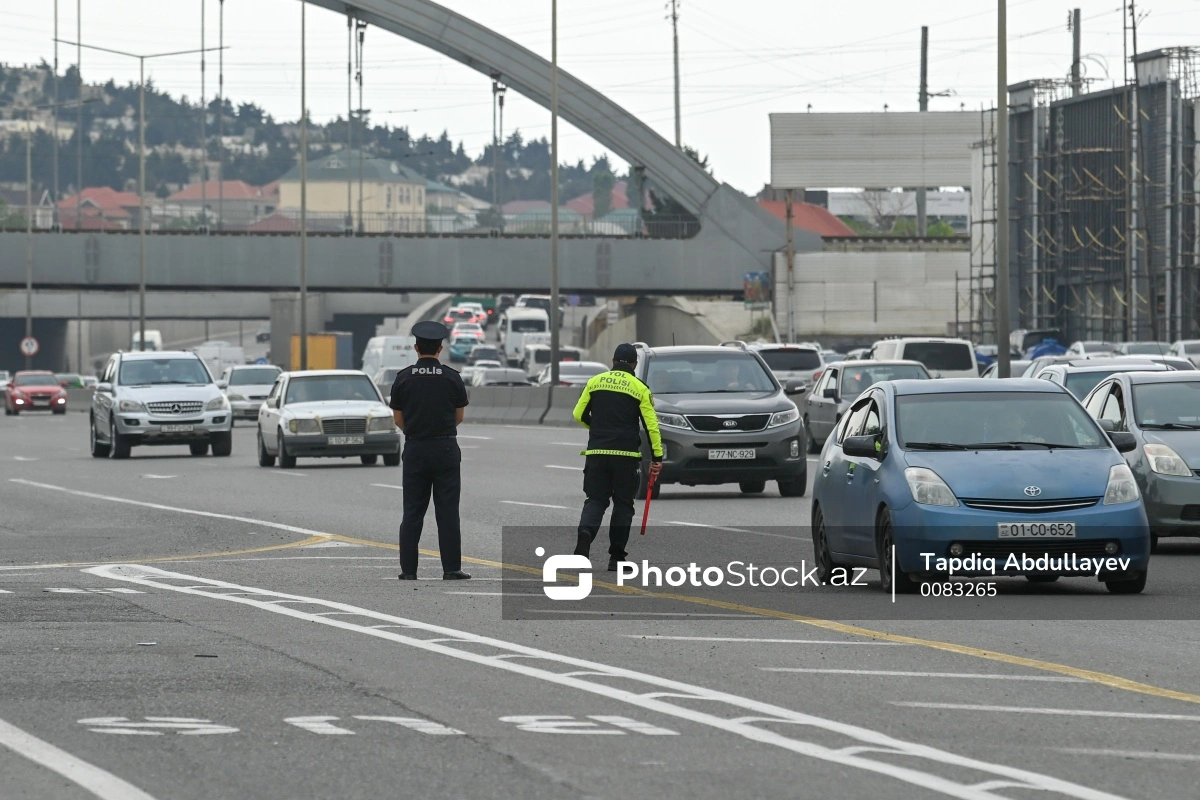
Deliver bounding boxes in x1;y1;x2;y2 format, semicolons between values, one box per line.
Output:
639;470;658;535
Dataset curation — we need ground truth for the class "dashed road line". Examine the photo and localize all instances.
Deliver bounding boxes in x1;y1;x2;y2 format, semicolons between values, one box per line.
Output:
763;669;1084;682
624;636;909;645
501;500;570;509
370;484;404;490
0;716;158;800
891;702;1200;722
1056;748;1200;762
663;520;797;539
544;464;583;471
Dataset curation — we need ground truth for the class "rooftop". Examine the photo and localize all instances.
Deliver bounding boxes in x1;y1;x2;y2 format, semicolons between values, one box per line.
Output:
279;149;425;184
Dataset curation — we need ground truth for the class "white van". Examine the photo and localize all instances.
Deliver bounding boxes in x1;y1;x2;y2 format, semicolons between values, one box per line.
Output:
361;335;418;377
500;308;551;366
521;343;586;378
868;337;978;378
130;329;164;352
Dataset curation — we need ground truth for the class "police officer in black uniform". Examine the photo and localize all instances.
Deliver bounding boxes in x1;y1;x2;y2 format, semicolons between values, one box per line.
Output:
390;320;471;581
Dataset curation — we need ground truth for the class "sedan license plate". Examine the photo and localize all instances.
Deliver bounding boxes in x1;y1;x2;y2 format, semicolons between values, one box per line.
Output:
328;435;365;446
997;522;1076;538
33;399;50;406
161;424;194;433
708;449;756;460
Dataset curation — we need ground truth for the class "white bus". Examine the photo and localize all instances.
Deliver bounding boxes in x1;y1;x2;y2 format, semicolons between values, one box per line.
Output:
500;308;550;366
361;335;418;377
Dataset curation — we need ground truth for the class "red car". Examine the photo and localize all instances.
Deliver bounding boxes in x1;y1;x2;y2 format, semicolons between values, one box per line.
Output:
4;371;68;415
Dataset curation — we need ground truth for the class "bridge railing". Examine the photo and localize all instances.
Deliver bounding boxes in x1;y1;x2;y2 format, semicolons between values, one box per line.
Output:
0;204;700;239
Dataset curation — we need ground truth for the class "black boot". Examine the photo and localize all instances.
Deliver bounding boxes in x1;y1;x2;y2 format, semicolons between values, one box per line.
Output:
574;530;596;557
443;570;472;580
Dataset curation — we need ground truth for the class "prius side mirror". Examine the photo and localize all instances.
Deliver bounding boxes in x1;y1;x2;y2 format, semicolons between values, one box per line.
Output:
842;434;881;459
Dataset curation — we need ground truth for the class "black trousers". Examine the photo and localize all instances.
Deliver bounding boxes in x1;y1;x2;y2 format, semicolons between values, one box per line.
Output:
399;438;462;575
576;454;639;559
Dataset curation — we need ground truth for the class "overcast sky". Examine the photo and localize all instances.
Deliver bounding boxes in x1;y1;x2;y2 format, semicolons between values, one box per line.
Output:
3;0;1198;193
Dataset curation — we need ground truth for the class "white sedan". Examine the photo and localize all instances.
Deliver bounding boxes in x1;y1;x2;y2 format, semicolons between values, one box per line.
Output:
256;370;401;469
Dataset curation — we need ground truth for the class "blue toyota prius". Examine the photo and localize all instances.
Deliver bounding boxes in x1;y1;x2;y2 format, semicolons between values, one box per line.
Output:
811;378;1150;594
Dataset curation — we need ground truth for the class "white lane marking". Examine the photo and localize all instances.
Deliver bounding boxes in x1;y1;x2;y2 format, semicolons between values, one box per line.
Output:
0;717;159;799
10;479;332;539
1056;748;1200;762
499;715;622;735
892;703;1200;721
763;669;1084;682
78;717;237;736
300;541;363;549
45;588;144;594
86;564;1127;800
501;500;569;510
353;716;463;735
589;716;679;735
663;520;798;539
0;589;12;594
523;610;760;617
284;716;355;735
551;442;584;446
623;636;909;646
544;464;582;471
370;484;403;490
13;456;37;461
458;435;493;440
140;475;176;480
268;471;308;478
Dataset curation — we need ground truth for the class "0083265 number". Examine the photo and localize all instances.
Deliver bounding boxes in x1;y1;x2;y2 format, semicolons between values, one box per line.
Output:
920;581;997;597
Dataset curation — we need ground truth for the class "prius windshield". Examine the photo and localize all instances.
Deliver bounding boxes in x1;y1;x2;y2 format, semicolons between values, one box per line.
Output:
897;391;1105;449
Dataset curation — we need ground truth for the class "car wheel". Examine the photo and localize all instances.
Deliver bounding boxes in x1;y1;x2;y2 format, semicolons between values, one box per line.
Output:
777;471;807;497
361;454;379;465
383;450;401;467
277;434;297;469
739;480;766;494
211;432;232;457
877;508;920;594
1025;574;1059;583
805;417;820;453
90;416;111;458
1150;534;1160;554
109;419;131;459
256;431;275;467
1105;570;1148;594
190;442;209;456
811;505;838;584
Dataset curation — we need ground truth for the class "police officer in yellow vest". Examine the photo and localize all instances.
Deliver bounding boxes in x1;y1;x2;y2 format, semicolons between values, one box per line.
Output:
572;343;663;570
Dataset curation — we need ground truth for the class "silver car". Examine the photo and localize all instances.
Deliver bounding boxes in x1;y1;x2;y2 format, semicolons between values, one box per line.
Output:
803;360;930;452
90;350;233;459
220;364;282;424
256;370;401;468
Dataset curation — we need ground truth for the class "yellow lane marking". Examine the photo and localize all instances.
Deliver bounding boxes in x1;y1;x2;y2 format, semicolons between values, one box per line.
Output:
4;538;329;571
330;533;1200;707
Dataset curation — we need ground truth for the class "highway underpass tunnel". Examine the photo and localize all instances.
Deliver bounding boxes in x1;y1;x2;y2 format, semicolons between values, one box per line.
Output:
332;314;387;369
0;318;68;373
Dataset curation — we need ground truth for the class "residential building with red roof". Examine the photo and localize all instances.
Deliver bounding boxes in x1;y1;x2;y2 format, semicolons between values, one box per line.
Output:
756;199;856;238
57;187;143;230
163;180;274;228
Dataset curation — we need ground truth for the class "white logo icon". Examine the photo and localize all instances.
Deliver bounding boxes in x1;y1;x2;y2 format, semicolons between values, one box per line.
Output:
537;547;592;600
1024;486;1042;497
722;420;738;428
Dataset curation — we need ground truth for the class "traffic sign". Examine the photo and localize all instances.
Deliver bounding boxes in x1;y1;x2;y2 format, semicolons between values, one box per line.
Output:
255;357;268;365
19;337;39;357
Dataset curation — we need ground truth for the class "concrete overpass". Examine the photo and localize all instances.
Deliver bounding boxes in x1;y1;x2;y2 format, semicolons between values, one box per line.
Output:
0;290;413;320
0;0;816;296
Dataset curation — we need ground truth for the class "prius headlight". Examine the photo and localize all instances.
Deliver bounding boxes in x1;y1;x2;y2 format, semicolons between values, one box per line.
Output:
1103;463;1141;504
206;396;229;411
289;417;321;434
768;407;800;428
658;413;690;429
1143;443;1191;476
904;467;959;507
368;414;396;432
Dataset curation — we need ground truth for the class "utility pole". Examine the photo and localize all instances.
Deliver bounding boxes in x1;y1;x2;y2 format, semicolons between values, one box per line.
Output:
218;0;224;230
300;0;309;369
52;0;59;224
1070;8;1082;97
550;0;561;386
784;189;795;344
669;0;681;148
996;0;1011;378
346;14;353;232
75;0;82;229
917;25;929;237
200;0;207;230
1129;0;1152;338
25;131;33;370
498;83;506;214
355;20;367;233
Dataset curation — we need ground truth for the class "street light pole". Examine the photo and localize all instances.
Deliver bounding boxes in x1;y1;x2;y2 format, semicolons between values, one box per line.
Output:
299;0;309;370
25;131;33;370
549;0;560;386
57;39;227;354
995;0;1011;378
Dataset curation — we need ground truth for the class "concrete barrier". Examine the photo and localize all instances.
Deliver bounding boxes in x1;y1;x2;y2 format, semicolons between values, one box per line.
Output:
500;387;535;424
541;386;585;427
515;387;551;425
